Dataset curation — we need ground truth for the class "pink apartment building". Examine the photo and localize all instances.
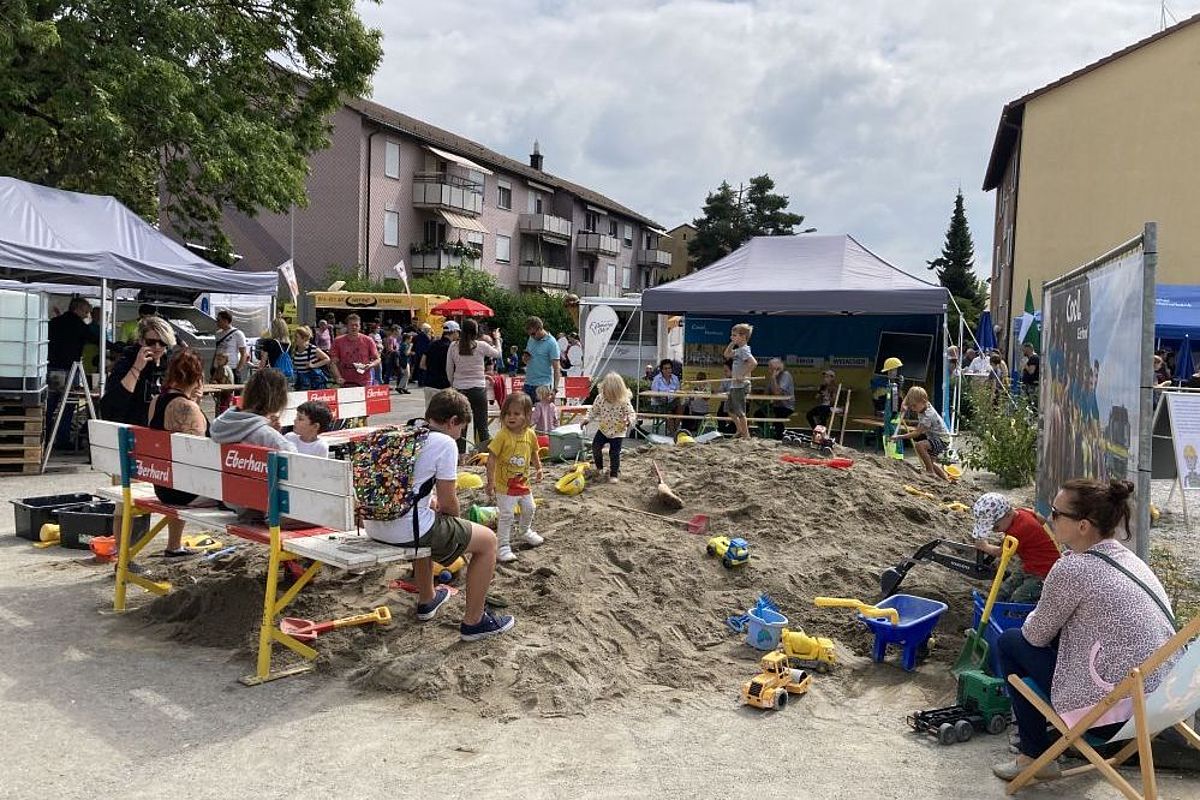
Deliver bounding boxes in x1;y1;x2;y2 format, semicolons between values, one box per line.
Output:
208;96;671;307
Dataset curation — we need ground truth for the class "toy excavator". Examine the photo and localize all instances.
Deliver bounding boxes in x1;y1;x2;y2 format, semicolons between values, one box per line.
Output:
880;539;996;598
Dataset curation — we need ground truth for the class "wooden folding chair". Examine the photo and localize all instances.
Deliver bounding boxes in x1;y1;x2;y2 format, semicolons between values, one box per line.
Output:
1006;614;1200;799
827;384;852;446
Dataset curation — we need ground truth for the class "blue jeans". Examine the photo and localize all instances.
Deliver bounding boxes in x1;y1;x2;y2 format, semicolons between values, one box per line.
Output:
524;384;546;404
997;628;1059;757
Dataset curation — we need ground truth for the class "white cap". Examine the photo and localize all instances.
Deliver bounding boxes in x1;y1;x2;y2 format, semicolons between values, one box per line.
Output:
443;320;461;333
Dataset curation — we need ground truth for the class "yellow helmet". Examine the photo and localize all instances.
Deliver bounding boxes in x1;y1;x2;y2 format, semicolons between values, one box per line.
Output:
882;357;904;372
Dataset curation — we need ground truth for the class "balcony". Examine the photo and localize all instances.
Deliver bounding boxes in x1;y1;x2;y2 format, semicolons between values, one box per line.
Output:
518;264;571;290
636;248;672;268
411;172;483;216
409;242;481;273
518;213;572;242
580;281;622;297
576;231;621;256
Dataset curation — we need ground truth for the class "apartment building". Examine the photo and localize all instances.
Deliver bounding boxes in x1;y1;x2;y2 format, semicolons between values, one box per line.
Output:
214;96;669;305
659;223;697;282
982;13;1200;335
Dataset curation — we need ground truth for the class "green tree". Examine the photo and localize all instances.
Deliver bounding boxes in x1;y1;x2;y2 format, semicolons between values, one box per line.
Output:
688;174;809;268
927;190;985;331
0;0;382;262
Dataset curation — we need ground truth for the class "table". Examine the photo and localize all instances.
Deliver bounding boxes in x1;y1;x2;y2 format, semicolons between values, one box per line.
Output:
200;383;244;394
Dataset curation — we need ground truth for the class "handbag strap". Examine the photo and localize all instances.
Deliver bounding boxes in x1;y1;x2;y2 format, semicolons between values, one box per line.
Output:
1082;549;1178;631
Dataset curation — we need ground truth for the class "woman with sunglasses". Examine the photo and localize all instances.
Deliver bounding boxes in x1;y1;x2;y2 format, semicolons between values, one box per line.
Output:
992;478;1180;782
101;316;176;425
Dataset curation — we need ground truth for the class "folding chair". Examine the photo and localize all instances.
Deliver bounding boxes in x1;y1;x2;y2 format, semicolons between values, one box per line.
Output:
827;384;851;446
1005;614;1200;799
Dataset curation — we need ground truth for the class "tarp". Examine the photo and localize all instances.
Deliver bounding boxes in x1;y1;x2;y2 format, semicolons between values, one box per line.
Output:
1155;284;1200;340
641;234;948;315
0;177;278;294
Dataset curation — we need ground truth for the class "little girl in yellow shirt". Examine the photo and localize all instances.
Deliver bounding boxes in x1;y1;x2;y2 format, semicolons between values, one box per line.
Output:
486;393;544;562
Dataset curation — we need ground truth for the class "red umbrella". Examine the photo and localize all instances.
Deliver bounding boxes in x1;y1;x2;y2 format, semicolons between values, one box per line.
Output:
431;297;494;317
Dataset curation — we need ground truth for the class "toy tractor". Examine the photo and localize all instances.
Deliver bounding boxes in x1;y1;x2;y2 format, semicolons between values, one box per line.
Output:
741;651;812;710
707;536;750;569
908;669;1011;745
780;628;837;673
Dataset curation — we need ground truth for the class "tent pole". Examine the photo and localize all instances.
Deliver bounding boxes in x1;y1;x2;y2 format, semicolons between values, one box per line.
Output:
99;278;108;399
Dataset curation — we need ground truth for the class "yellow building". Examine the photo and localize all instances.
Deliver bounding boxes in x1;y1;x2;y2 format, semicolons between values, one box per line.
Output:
983;13;1200;341
659;223;696;283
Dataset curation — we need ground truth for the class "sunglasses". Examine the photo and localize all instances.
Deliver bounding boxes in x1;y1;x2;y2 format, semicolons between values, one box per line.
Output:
1050;506;1085;522
143;338;166;347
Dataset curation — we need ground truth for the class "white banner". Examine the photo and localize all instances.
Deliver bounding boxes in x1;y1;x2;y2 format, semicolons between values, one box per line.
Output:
392;259;411;295
277;259;299;302
1165;392;1200;490
582;304;619;378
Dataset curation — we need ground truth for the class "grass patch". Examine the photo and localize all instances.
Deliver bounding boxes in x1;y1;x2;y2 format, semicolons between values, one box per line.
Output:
1150;545;1200;629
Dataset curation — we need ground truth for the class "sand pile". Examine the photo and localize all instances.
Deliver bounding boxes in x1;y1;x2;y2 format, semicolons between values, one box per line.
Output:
132;439;993;717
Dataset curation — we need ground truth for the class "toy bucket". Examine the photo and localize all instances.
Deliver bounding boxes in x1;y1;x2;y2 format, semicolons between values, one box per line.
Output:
745;607;788;650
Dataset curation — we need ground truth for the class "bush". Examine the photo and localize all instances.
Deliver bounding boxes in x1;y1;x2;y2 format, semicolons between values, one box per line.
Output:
962;383;1038;488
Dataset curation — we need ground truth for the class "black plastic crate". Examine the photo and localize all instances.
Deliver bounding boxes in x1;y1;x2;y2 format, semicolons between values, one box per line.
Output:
11;493;95;541
58;501;149;550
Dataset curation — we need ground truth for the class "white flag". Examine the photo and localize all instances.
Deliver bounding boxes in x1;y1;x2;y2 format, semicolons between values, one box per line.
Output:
393;259;411;295
277;259;299;302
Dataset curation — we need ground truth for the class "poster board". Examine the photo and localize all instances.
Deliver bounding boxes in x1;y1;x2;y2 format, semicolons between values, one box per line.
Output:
1165;392;1200;490
1036;224;1156;558
873;331;934;384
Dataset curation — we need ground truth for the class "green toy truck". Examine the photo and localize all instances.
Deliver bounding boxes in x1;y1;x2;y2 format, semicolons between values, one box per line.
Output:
907;669;1011;745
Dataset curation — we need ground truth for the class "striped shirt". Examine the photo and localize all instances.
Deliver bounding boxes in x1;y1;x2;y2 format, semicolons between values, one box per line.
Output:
293;343;321;373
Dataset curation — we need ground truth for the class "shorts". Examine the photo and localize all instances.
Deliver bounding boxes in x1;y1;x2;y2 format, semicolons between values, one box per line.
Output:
375;513;472;565
155;485;199;506
727;386;748;416
913;432;948;457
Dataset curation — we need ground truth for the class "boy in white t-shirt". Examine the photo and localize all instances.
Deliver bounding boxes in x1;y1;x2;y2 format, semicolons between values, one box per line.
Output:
364;389;515;641
284;401;332;458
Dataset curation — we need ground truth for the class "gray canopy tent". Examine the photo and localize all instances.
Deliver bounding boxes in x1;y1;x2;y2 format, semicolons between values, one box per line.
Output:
0;176;279;397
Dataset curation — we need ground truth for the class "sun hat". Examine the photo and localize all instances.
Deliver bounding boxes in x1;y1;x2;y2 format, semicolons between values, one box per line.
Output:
972;493;1012;539
442;320;461;333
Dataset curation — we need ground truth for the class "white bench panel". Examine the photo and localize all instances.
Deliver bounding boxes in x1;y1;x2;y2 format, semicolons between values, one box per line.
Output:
89;420;124;449
279;451;354;496
339;401;367;418
91;445;122;476
336;386;366;404
285;531;430;569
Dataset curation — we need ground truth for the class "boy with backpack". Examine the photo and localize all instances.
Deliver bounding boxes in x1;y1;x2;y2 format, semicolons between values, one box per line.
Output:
358;388;515;640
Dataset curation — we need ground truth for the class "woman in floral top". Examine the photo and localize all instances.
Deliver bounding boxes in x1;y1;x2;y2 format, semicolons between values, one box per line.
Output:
585;373;636;483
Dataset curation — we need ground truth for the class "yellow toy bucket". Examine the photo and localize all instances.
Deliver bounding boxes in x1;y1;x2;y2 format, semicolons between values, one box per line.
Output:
676;430;695;446
555;463;587;496
945;464;963;481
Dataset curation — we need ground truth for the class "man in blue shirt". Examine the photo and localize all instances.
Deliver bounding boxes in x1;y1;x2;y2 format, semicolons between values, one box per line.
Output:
523;316;560;403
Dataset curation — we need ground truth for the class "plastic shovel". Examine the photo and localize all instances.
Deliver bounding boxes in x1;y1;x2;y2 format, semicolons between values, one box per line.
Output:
280;606;392;643
814;596;900;625
602;502;710;534
952;535;1018;677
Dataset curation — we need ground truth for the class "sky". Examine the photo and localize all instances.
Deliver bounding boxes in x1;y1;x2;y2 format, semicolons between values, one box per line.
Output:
355;0;1197;280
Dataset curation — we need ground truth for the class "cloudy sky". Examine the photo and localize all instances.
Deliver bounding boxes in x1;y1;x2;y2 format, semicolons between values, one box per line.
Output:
356;0;1195;279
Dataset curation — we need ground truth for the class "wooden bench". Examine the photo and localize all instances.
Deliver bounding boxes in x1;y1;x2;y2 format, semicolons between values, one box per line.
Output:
88;419;428;685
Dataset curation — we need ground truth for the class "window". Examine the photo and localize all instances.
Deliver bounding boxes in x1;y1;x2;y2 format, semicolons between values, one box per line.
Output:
604;262;616;286
466;232;484;259
644;232;654;250
383;211;399;247
622;265;632;290
497;178;512;210
384;141;400;179
496;234;511;263
608;219;618;237
527;190;545;215
422;219;445;245
623;223;633;248
467;169;485;193
584;211;600;232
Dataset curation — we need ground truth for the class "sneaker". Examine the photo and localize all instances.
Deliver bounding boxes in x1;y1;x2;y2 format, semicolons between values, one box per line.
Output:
163;548;200;559
460;610;516;641
607;476;619;484
521;529;544;547
992;758;1061;782
497;545;518;562
415;586;452;621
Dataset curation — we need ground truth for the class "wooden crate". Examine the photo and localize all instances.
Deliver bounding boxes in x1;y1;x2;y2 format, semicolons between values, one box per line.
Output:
0;460;40;474
0;444;42;462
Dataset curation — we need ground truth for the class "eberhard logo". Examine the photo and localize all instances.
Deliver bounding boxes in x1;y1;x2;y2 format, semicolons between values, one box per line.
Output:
135;460;171;483
224;448;268;475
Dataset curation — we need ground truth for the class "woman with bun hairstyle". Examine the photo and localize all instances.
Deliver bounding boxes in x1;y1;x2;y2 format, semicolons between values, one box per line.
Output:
992;479;1181;781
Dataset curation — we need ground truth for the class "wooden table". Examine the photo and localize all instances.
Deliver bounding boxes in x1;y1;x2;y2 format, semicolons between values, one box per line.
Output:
200;383;244;394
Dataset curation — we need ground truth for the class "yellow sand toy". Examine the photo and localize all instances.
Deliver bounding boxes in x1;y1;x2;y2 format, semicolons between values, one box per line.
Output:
814;596;900;625
466;452;489;466
181;534;226;552
903;484;938;501
33;522;61;548
780;628;837;672
675;430;695;446
456;472;484;490
942;501;971;514
944;464;963;480
741;650;813;710
554;463;588;496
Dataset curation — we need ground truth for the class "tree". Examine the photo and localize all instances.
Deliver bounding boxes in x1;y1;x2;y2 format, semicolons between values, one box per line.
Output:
0;1;382;262
927;190;985;331
688;174;809;268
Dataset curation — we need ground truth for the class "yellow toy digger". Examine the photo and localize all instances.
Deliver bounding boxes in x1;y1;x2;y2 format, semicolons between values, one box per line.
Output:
741;651;812;710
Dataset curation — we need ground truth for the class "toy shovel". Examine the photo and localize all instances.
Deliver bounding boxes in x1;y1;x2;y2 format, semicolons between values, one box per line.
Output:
280;606;392;643
814;596;900;625
952;535;1018;678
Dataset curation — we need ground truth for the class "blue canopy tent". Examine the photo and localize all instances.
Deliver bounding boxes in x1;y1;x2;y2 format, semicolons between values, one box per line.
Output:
975;310;997;353
1154;285;1200;383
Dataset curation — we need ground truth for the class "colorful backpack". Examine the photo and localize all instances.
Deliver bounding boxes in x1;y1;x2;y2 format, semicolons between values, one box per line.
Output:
348;425;434;544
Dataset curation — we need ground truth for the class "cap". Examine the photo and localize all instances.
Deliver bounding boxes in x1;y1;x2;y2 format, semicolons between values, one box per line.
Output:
972;492;1012;539
443;320;461;333
882;357;904;372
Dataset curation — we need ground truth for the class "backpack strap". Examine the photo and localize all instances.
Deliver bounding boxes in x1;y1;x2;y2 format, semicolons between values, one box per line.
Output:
1081;549;1178;631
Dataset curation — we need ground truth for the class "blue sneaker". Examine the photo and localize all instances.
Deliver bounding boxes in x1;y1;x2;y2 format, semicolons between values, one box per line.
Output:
416;586;451;621
459;610;516;641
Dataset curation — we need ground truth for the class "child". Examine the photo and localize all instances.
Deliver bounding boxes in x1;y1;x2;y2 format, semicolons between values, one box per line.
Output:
506;345;520;375
363;389;514;640
723;323;757;439
532;383;559;434
211;351;236;416
892;386;951;481
971;493;1061;602
486;393;544;562
285;400;332;458
586;373;636;482
807;369;838;430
